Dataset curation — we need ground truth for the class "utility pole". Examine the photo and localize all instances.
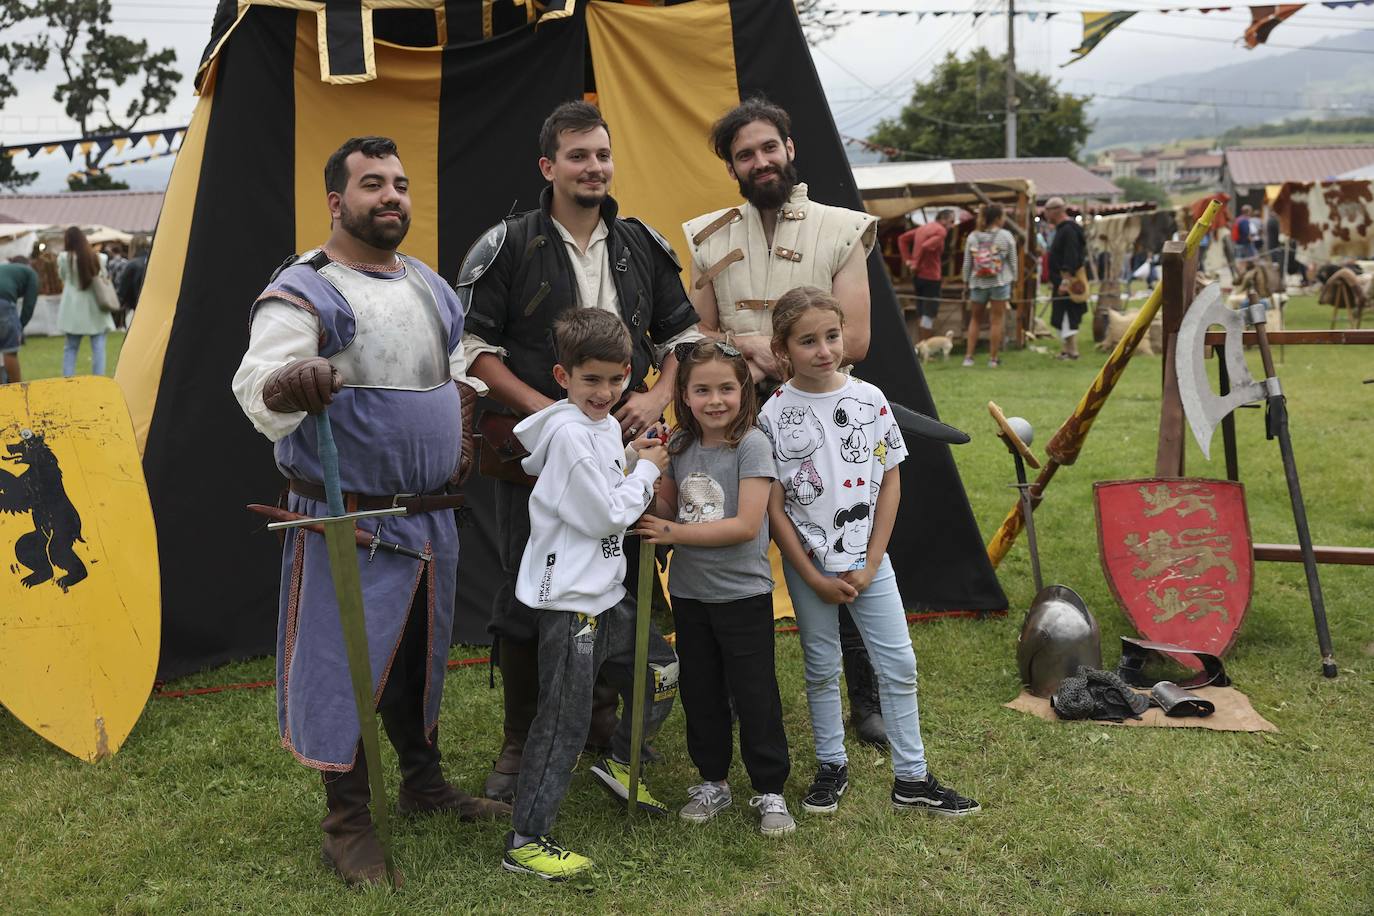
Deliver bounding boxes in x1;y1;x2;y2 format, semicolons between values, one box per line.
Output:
1005;0;1017;159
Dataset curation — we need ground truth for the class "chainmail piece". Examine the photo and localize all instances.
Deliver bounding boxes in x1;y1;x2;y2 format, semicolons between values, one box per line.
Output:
1051;666;1152;721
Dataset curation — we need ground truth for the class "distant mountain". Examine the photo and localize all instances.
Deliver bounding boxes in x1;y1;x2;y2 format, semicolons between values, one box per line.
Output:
1086;30;1374;151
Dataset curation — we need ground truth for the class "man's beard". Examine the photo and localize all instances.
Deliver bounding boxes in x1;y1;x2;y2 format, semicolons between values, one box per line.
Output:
572;181;608;210
340;201;410;251
738;158;799;211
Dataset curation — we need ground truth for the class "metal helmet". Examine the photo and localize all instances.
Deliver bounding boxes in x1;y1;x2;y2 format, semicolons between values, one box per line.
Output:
1017;585;1102;698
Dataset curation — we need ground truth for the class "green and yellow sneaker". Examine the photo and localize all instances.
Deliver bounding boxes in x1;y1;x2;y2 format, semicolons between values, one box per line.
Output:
589;756;669;816
502;832;592;881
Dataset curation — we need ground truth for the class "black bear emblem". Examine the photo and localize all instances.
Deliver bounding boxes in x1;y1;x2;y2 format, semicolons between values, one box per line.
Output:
0;429;87;591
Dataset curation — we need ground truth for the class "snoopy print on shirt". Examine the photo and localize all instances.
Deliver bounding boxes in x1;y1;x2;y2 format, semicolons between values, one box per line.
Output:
759;378;908;572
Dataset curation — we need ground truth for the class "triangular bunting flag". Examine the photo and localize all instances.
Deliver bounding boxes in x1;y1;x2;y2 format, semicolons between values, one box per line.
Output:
1245;5;1304;47
162;128;179;146
60;140;78;159
113;137;130;153
25;143;42;157
1063;11;1136;65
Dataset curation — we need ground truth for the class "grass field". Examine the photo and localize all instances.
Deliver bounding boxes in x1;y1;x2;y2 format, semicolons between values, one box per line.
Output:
1;299;1371;913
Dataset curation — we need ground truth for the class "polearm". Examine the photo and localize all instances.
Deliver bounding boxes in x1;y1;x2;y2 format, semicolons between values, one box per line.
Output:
986;200;1222;567
267;412;403;884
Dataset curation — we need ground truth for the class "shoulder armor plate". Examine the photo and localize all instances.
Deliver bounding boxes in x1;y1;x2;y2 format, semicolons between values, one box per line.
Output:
267;248;326;285
455;222;508;289
624;217;681;270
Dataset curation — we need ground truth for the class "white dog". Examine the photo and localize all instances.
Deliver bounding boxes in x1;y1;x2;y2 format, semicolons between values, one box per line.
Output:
916;334;954;363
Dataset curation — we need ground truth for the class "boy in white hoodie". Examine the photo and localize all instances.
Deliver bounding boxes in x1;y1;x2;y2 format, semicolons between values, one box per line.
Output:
503;309;670;881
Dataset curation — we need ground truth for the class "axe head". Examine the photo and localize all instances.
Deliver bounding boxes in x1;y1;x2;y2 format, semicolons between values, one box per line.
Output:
1174;283;1268;459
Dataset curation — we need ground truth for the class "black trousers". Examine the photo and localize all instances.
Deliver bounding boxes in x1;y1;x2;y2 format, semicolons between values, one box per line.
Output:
672;593;789;795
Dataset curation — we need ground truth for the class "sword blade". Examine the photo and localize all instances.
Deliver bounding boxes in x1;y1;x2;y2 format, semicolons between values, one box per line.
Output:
625;540;655;821
319;517;396;881
313;413;397;883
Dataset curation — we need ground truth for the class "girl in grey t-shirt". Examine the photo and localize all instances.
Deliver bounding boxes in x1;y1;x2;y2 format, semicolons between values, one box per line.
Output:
633;339;793;837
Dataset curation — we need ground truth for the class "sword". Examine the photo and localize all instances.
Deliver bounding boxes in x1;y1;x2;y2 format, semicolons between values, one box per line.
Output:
265;412;404;882
248;504;432;563
1174;285;1337;679
626;429;662;821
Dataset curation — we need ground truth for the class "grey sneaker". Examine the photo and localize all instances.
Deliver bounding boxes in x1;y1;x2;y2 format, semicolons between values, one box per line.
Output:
679;781;732;823
749;793;796;837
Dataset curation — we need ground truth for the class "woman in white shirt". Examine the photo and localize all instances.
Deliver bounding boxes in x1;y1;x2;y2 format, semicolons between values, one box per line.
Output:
56;225;114;376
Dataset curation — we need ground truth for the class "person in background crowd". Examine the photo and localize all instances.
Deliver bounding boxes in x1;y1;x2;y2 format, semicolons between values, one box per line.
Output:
960;203;1017;369
1233;204;1257;260
118;235;150;315
56;226;114;377
1043;198;1086;361
0;254;39;383
898;209;954;343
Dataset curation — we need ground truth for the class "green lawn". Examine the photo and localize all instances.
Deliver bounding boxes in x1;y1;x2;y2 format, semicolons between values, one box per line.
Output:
9;331;126;381
2;299;1372;913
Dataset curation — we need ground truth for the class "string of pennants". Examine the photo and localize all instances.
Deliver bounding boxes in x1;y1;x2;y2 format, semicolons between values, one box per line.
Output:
2;126;187;162
66;147;179;182
817;1;1374;64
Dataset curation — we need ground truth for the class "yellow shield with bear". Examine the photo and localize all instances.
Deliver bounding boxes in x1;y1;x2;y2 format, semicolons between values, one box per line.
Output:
0;377;159;761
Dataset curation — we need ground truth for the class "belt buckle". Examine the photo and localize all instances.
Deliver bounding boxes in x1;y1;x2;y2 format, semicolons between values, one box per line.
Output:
391;492;416;508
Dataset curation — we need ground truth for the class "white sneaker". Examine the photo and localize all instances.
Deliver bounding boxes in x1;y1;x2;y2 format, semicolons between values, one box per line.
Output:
749;793;796;837
679;781;732;822
961;357;975;367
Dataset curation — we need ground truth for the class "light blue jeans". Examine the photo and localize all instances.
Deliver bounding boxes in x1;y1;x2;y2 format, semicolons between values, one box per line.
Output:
782;553;927;780
63;333;106;377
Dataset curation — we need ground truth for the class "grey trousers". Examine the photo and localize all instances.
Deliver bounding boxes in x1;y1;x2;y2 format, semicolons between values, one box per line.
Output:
512;593;678;837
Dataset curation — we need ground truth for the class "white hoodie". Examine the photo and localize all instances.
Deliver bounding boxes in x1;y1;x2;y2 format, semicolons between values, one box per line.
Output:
513;400;660;615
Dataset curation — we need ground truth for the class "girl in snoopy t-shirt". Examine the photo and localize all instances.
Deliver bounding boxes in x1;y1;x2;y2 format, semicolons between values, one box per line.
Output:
759;285;981;821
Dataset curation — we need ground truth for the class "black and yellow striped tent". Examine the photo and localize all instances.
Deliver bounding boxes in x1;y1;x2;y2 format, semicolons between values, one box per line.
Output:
115;0;1007;678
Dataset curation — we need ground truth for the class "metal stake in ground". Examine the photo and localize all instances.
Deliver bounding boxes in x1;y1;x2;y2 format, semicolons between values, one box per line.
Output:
266;412;406;880
1175;286;1337;678
988;402;1042;593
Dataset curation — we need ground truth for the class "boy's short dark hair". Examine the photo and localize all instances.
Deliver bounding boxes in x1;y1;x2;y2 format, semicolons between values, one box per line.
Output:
554;308;632;369
324;136;399;195
709;97;791;163
539;101;611;161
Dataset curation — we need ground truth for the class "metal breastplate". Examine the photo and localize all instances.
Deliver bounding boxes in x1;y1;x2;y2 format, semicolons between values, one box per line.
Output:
318;258;449;391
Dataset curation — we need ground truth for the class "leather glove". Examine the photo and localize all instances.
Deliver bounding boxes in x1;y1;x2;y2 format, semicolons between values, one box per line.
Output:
263;357;342;414
453;381;477;486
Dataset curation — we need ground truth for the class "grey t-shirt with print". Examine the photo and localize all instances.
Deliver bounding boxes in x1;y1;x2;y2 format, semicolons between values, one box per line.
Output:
664;428;776;601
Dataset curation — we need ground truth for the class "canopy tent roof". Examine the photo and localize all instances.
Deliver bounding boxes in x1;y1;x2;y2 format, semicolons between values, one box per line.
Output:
1225;145;1374;188
0;191;163;234
852;162;1032;220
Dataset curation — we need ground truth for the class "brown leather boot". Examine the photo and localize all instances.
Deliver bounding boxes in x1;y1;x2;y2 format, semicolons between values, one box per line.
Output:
381;712;512;822
483;637;539;802
320;753;401;887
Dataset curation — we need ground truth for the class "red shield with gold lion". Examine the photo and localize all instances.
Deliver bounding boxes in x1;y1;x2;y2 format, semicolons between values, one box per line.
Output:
1095;478;1252;667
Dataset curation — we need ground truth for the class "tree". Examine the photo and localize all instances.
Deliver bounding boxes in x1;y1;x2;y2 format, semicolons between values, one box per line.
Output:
33;0;180;183
796;0;842;45
0;0;49;191
67;170;129;192
867;48;1092;161
1113;176;1172;207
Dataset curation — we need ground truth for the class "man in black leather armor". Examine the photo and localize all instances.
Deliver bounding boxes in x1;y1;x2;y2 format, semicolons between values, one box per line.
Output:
458;101;700;804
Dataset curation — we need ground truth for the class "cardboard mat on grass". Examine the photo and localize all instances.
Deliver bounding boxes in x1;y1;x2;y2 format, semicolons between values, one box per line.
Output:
1005;687;1277;732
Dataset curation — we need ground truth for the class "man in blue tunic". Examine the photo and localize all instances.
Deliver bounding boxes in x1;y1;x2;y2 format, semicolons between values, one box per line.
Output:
232;137;509;886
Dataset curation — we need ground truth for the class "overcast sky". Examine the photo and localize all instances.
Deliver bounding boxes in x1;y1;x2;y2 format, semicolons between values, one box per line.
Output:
0;0;1369;190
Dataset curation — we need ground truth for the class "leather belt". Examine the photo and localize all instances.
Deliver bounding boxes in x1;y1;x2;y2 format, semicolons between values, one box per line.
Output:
289;479;464;513
736;299;777;311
